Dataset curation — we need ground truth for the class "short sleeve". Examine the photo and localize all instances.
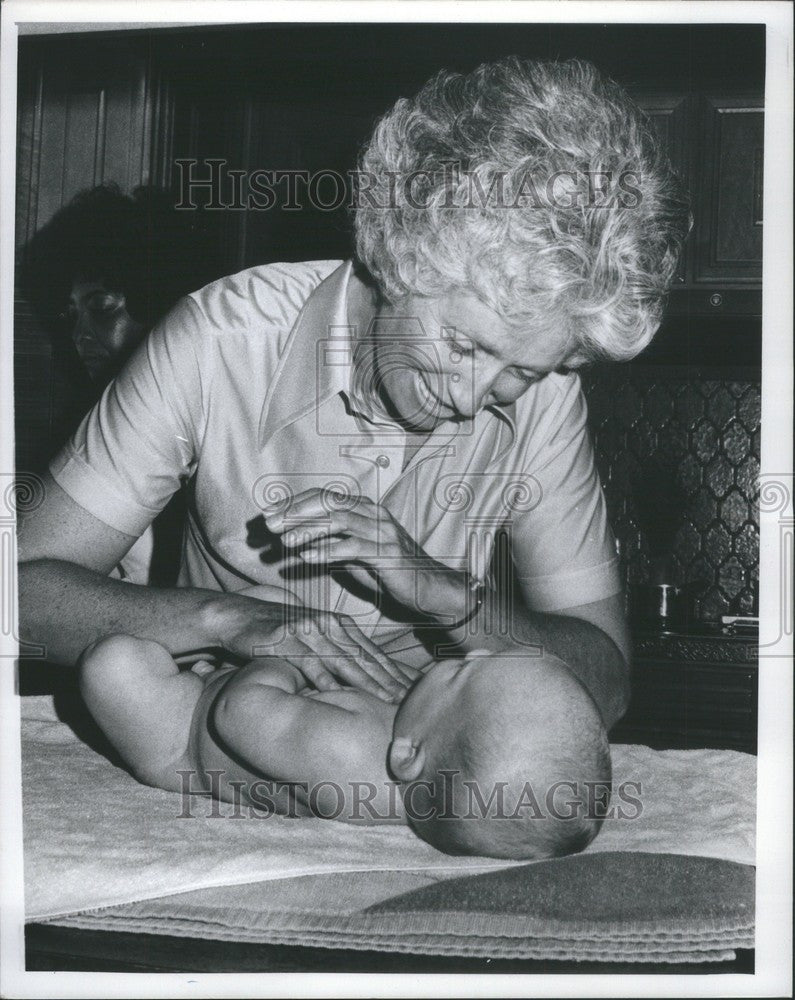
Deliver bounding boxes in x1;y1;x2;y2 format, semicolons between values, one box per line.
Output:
510;375;620;612
49;296;209;538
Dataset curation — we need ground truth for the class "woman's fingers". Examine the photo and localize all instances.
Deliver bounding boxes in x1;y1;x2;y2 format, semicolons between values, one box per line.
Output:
267;491;448;620
383;660;421;686
335;616;412;688
231;605;412;701
268;607;405;701
300;538;419;609
263;490;386;547
261;490;343;534
190;659;217;677
278;642;342;693
246;613;342;693
238;582;302;604
395;663;422;683
276;510;380;550
300;622;404;702
298;536;375;564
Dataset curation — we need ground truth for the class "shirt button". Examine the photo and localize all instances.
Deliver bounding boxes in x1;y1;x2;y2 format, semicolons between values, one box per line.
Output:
376;454;390;468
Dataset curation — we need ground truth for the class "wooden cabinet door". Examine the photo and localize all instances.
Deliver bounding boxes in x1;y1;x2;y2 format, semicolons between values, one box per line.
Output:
694;95;764;285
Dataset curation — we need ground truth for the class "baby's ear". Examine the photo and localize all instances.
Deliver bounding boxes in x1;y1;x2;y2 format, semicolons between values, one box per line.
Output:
388;737;426;781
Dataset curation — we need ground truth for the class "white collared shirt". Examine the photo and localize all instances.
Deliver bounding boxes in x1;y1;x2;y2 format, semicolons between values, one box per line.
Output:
51;260;619;650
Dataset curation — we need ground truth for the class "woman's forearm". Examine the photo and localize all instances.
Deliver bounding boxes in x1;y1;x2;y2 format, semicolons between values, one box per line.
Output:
506;610;630;729
448;598;630;729
17;559;284;666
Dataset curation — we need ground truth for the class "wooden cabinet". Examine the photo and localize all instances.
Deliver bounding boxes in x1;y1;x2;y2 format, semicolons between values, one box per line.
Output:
694;96;764;286
632;89;764;319
610;630;758;753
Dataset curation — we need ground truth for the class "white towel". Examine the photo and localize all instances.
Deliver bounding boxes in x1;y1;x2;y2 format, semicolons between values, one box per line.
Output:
21;694;755;921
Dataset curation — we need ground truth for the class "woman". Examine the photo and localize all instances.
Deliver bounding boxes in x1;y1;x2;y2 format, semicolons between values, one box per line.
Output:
19;58;690;726
23;184;214;584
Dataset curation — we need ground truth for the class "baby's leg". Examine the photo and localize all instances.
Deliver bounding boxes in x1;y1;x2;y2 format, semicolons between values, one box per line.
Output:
78;634;205;791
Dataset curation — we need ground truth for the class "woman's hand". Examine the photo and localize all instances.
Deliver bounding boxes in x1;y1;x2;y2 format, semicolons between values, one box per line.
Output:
262;489;470;626
222;595;418;702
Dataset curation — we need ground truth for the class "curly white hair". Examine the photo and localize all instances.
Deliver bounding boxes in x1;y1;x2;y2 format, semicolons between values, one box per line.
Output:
354;57;692;362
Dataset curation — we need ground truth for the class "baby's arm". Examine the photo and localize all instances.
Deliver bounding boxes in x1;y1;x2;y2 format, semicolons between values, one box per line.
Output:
229;655;306;694
79;634;206;789
211;662;377;795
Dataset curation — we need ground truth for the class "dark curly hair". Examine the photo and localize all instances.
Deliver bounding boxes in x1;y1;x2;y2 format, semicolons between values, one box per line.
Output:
23;183;212;328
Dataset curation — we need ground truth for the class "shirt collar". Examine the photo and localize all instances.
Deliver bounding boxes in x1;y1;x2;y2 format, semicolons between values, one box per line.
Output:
487;400;517;465
258;261;355;448
257;258;518;460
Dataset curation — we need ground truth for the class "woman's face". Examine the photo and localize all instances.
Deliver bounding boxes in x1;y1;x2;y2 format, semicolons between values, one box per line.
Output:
368;291;582;431
67;280;147;382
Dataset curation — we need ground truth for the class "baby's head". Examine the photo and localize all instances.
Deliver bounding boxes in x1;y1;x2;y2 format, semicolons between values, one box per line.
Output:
389;649;611;860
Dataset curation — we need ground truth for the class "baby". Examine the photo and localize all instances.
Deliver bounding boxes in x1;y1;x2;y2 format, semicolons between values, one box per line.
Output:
78;632;612;860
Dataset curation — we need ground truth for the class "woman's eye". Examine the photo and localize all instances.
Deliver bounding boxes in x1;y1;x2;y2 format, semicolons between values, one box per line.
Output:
510;367;539;384
444;330;475;356
447;341;476;362
87;292;122;314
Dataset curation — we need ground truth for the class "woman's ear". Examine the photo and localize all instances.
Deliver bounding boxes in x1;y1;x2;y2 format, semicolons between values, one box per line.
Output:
388;737;426;781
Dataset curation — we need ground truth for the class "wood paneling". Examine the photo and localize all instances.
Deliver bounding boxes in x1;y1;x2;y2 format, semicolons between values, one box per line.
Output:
16;42;155;248
168;90;375;273
14;37;159;472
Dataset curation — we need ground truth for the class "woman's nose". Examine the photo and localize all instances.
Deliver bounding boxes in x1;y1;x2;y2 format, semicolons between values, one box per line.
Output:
489;369;534;406
449;367;534;415
72;317;92;347
448;365;500;417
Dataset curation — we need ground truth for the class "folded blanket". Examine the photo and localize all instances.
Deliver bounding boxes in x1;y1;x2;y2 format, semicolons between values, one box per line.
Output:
48;855;755;964
361;852;755;962
21;693;756;922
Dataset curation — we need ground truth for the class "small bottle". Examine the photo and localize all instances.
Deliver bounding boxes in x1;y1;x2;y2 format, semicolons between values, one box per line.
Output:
615;535;630;619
